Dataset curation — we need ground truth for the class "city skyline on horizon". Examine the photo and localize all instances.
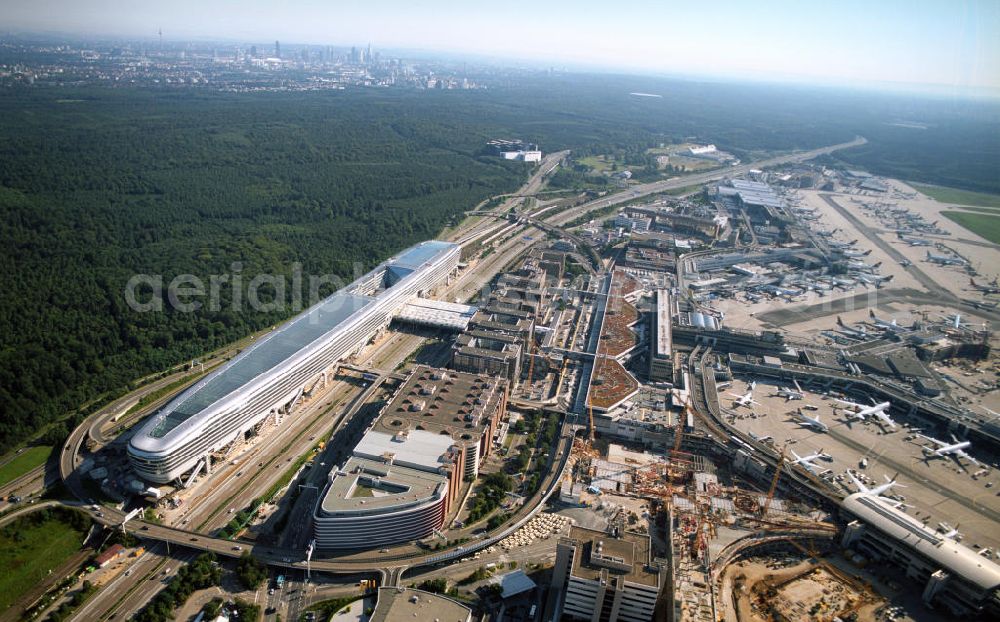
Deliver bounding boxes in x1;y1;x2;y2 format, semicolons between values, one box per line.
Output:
2;0;999;98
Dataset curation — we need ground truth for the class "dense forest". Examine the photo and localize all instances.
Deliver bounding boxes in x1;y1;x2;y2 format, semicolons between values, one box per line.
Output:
1;74;997;452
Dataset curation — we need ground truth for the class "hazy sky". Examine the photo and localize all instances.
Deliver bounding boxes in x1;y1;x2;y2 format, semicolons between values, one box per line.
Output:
4;0;999;92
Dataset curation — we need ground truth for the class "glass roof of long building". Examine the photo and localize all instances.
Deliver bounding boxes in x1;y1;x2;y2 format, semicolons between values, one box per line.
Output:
139;239;458;443
391;240;454;269
149;293;374;438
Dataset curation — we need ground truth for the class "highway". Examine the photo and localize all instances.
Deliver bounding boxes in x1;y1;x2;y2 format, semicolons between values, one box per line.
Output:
449;150;569;247
545;137;867;229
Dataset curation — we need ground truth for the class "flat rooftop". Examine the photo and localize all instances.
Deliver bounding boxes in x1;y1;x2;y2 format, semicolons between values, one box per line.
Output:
319;457;447;515
565;526;660;587
354;429;456;473
371;365;506;445
396;298;477;331
370;587;471;622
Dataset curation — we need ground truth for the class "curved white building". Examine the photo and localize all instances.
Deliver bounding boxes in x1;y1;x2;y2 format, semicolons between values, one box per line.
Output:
128;241;460;483
313;457;449;549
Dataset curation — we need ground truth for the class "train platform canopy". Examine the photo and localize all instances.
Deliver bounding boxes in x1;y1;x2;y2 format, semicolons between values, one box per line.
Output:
148;292;374;439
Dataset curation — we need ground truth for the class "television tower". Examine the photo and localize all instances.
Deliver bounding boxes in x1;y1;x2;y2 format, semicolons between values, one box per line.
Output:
158;27;162;51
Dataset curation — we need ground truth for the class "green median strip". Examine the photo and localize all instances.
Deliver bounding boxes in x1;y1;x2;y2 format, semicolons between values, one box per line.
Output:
0;445;54;488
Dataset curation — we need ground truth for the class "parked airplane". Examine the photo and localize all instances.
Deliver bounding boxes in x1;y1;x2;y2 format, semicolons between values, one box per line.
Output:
969;278;1000;294
728;382;760;408
842;249;872;258
775;379;805;401
834;398;897;429
925;251;968;266
897;234;932;246
847;260;882;272
937;522;963;541
794;409;828;432
847;471;904;497
748;432;773;443
868;310;908;333
918;433;978;465
829;239;858;249
790;449;830;474
855;273;894;287
836;316;869;339
941;313;973;329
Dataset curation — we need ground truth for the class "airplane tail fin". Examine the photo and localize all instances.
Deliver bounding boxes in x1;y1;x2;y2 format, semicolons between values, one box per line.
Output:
869;309;876;319
864;249;872;256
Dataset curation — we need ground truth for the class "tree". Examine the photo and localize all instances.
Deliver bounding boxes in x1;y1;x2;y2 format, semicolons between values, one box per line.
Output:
235;552;268;589
415;578;448;594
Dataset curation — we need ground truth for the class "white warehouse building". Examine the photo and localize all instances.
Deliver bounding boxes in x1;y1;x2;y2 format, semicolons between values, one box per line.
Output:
128;240;460;484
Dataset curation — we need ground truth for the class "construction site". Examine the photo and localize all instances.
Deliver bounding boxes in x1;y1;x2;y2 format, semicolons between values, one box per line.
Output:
556;387;858;622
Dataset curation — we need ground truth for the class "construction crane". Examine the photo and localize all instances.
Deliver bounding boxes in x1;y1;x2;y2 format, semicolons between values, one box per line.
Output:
762;446;786;517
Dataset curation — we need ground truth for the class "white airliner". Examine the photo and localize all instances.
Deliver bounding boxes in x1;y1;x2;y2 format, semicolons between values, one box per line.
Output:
775;379;804;401
937;522;963;541
728;381;759;408
790;449;831;474
918;433;978;465
925;251;968;266
941;313;973;329
834;398;896;429
868;310;907;332
794;409;828;432
848;470;904;497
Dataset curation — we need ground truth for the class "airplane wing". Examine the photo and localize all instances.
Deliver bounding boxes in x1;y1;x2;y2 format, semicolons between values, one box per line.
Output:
918;434;947;448
956;449;979;466
876;411;896;428
879;497;908;510
847;470;868;493
834;398;864;409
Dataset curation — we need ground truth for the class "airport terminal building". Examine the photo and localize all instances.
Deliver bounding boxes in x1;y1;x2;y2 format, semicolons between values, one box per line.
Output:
128;241;460;484
313;365;507;549
841;492;1000;616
